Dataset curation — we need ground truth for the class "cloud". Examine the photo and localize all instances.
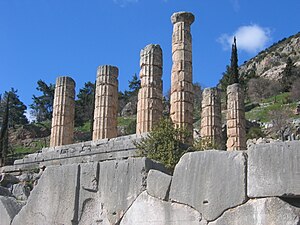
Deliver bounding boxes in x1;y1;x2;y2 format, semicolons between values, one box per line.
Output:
25;110;35;123
218;24;271;54
113;0;139;7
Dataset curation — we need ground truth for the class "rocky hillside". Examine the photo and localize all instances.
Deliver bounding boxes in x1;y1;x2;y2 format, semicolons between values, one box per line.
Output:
240;32;300;80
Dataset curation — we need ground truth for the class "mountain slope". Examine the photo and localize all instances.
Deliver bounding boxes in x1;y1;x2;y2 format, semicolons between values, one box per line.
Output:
240;32;300;80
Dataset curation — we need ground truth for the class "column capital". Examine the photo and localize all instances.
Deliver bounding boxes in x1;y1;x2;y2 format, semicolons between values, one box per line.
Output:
171;11;195;25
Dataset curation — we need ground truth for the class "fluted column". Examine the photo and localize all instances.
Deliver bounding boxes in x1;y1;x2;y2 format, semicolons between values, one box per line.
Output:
200;87;222;149
92;65;118;140
136;44;163;134
50;76;75;147
226;83;246;150
170;11;195;143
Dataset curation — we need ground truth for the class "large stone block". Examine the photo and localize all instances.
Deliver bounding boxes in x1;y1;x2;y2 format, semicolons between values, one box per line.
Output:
209;197;300;225
147;169;172;200
11;157;167;225
0;196;24;225
248;141;300;198
12;164;79;225
120;191;207;225
170;151;247;221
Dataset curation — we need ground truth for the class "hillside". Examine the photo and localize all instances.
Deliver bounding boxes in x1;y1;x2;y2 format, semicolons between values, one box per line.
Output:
240;32;300;80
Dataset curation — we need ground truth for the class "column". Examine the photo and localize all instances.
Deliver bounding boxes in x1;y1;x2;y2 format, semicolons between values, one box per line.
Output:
50;76;75;147
170;11;195;143
200;87;222;149
136;44;163;134
226;83;246;150
93;65;118;140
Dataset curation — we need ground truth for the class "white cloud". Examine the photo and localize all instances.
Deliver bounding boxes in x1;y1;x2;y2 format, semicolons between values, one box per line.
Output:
25;110;35;123
218;24;271;54
113;0;139;7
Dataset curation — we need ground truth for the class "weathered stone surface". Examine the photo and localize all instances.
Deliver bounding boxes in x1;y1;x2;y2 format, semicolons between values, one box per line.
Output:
12;157;167;225
170;11;195;144
209;197;300;225
0;196;24;225
0;186;11;196
136;44;163;134
226;83;246;150
147;169;172;200
0;173;19;187
93;65;119;140
200;87;222;149
248;141;300;198
170;151;247;221
10;134;146;172
120;191;207;225
50;76;75;147
12;183;30;201
12;164;79;225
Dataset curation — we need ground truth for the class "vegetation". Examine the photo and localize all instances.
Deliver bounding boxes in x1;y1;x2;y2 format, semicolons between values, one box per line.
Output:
135;117;191;171
30;80;55;122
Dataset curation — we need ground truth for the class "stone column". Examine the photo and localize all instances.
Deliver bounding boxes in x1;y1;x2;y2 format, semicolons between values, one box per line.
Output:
92;65;118;140
50;76;75;147
170;11;195;143
226;83;246;150
200;87;222;149
136;44;163;134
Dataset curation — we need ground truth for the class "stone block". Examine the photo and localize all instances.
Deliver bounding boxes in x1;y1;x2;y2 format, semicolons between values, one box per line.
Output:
0;196;24;225
147;169;172;200
210;197;300;225
248;141;300;198
120;191;207;225
170;151;247;221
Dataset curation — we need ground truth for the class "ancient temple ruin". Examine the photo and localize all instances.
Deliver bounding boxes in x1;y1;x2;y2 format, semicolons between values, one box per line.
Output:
92;65;119;140
136;44;163;134
170;12;195;143
50;76;75;147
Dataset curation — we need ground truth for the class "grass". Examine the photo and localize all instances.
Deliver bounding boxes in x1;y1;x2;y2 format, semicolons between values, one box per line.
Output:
246;92;300;123
118;116;136;127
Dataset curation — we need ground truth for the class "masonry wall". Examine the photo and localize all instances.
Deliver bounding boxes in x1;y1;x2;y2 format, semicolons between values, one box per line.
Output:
1;140;299;225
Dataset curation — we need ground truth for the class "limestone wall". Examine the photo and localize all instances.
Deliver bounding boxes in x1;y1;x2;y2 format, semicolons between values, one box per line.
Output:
1;140;299;225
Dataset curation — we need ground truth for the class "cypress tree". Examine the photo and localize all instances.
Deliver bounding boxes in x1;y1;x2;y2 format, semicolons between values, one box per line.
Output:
0;93;10;166
230;36;239;84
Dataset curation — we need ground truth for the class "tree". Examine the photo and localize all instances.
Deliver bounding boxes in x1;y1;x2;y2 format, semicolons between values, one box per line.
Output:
269;108;292;141
75;82;95;130
230;36;239;84
135;117;190;171
128;73;141;95
1;89;28;127
0;93;10;166
291;78;300;101
30;80;55;122
281;57;296;92
247;78;281;102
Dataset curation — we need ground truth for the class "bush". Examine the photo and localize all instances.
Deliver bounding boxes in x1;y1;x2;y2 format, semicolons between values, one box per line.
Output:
135;118;191;171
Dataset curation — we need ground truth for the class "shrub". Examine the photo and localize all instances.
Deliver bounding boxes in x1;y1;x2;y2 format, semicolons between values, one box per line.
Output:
135;117;191;171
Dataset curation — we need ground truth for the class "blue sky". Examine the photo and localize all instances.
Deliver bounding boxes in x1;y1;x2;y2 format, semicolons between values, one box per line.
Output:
0;0;299;111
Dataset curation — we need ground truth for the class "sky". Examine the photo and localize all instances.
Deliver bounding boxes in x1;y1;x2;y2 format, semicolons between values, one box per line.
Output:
0;0;299;114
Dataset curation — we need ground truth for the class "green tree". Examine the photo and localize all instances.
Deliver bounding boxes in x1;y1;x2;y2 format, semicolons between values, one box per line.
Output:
75;82;95;129
230;36;239;84
281;57;296;91
30;80;55;122
135;117;191;171
128;73;141;95
1;89;28;127
0;93;10;166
